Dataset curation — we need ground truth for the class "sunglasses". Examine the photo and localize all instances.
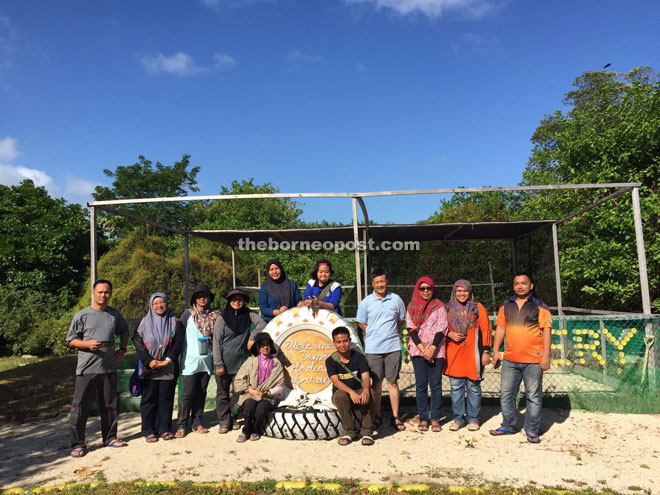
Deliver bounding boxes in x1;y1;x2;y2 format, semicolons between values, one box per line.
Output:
419;286;433;292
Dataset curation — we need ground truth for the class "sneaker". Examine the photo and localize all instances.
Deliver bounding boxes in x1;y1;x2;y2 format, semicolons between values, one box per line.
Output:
468;423;480;431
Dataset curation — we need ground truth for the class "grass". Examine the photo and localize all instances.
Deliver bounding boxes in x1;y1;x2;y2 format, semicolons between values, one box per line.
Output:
7;480;625;495
0;354;77;422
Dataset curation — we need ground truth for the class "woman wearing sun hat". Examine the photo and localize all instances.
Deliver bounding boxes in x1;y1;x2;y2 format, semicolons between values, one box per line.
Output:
233;332;285;442
212;288;266;433
175;283;219;437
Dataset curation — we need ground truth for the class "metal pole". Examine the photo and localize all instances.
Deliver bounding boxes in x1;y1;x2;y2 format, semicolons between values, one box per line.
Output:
552;223;563;318
184;233;190;309
511;240;517;275
89;206;97;292
599;319;607;379
632;187;656;388
362;229;368;297
231;247;237;289
351;198;363;305
632;187;652;315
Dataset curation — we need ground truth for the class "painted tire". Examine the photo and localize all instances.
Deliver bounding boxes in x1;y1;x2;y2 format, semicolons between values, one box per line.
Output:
265;407;362;440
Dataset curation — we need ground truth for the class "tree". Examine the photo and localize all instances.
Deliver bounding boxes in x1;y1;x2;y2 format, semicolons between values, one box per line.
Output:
0;180;89;354
92;155;200;238
523;67;660;312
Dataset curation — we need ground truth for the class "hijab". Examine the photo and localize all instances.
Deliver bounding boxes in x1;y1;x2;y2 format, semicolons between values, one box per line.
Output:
446;279;480;336
190;295;220;338
223;295;252;335
137;292;176;360
264;259;295;308
407;276;444;331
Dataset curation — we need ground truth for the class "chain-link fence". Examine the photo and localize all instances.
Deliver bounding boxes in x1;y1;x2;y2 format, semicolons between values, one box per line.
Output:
393;314;660;413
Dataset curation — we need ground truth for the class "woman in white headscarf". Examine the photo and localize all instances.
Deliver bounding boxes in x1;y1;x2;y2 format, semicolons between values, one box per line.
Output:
133;292;184;442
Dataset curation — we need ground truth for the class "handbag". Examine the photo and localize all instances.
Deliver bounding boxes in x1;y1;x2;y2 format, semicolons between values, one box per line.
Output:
129;360;143;397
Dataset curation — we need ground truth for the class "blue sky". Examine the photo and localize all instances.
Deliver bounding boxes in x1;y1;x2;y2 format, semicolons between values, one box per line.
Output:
1;0;659;225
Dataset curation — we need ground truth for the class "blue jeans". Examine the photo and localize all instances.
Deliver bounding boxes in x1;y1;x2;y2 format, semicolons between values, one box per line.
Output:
448;376;482;425
411;356;444;422
500;359;543;435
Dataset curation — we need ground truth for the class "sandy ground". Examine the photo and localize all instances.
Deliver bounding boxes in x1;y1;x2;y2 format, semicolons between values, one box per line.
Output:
1;406;659;494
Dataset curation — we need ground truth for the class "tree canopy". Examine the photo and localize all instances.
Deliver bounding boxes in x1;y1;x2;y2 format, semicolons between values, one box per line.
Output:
92;155;200;238
0;180;89;354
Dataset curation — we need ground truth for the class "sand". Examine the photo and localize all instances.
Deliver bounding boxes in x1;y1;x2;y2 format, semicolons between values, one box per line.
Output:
1;406;659;494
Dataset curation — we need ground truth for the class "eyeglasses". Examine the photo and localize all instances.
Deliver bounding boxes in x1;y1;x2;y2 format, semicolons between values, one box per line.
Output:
419;287;433;292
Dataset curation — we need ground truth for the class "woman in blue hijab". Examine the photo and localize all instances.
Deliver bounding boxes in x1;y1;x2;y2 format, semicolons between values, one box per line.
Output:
133;292;184;442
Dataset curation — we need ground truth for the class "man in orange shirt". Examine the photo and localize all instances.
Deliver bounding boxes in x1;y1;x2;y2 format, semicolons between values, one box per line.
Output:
490;273;552;444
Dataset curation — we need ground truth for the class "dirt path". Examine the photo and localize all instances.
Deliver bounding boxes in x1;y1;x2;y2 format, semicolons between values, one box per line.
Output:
1;406;658;494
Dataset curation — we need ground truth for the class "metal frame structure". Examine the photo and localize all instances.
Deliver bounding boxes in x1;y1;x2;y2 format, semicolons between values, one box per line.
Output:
88;182;652;317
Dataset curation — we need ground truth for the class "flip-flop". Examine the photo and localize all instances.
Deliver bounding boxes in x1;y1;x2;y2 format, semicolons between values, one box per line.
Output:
418;421;429;431
70;447;87;458
218;425;230;434
337;435;352;446
361;436;375;446
194;426;209;434
250;433;260;441
145;434;158;443
431;421;442;432
526;432;541;444
175;428;186;438
468;423;480;431
236;433;248;443
161;432;175;440
489;427;516;436
107;439;128;448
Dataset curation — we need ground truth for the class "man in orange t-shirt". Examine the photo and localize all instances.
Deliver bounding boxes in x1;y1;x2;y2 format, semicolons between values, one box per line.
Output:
490;273;551;444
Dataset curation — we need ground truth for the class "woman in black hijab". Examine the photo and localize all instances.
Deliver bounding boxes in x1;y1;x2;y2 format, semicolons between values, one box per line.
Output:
257;259;301;322
212;289;266;433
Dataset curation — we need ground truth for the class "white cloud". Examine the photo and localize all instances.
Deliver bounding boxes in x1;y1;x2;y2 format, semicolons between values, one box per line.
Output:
0;136;19;162
0;164;56;190
65;175;98;198
286;49;322;64
343;0;502;20
214;53;237;68
140;52;207;77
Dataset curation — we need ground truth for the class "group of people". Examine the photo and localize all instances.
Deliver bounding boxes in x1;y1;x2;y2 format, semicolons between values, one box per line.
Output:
66;257;551;457
339;268;551;446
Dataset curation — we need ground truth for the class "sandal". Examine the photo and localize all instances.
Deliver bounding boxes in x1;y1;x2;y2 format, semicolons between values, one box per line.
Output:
145;434;158;443
250;433;260;441
361;435;375;446
449;422;463;432
70;447;87;458
236;433;248;443
431;421;442;432
218;425;230;434
175;428;186;438
194;426;209;434
526;432;541;444
337;435;352;446
489;427;516;436
418;421;429;432
107;439;128;448
468;423;480;431
391;416;406;431
161;432;175;440
232;423;241;430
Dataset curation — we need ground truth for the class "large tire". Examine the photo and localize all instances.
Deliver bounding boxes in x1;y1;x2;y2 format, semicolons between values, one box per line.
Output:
264;408;343;440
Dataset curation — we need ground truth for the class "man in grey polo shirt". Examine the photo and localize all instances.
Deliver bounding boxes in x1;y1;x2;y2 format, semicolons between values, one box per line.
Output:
66;279;129;457
356;268;407;431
